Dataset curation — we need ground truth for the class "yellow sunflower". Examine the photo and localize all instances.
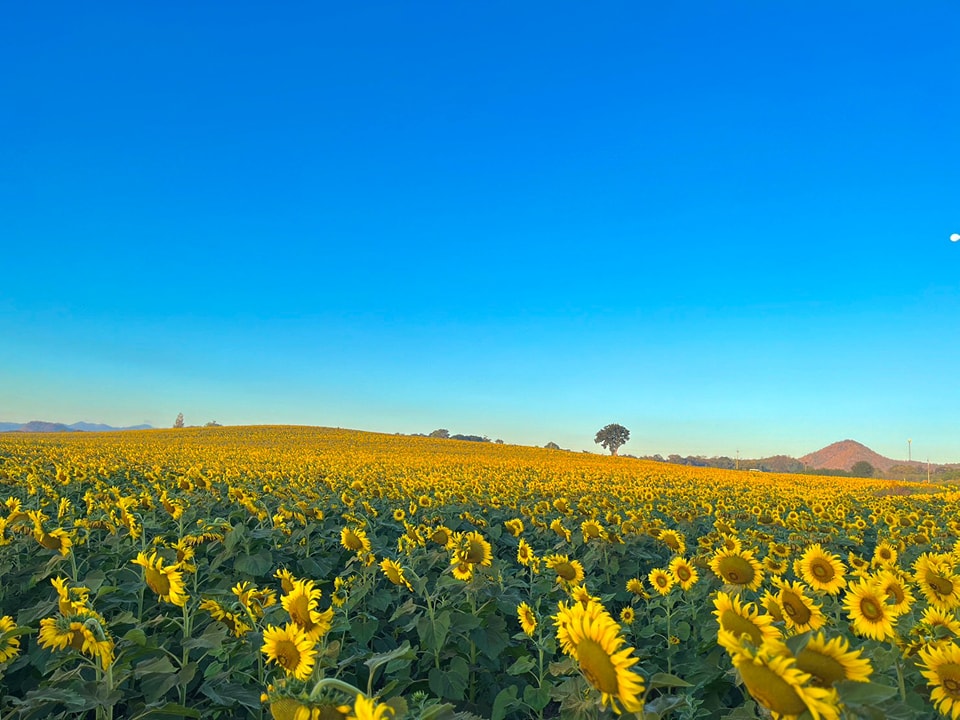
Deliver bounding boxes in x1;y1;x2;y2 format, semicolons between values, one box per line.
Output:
131;551;189;607
775;579;826;634
843;578;900;642
873;569;915;615
798;544;847;595
282;579;333;640
794;632;873;687
713;592;781;652
581;519;605;542
729;638;840;720
454;531;493;567
429;525;452;548
34;526;74;556
919;607;960;637
648;568;675;596
450;559;474;582
658;529;686;555
340;526;372;554
348;693;395;720
518;602;537;637
517;538;538;569
668;557;699;591
620;607;635;625
709;548;764;591
915;554;960;612
918;641;960;720
553;599;645;714
0;615;21;662
38;614;114;669
261;622;317;681
504;518;525;536
275;568;298;594
545;554;585;586
380;558;413;591
625;577;649;599
872;540;898;568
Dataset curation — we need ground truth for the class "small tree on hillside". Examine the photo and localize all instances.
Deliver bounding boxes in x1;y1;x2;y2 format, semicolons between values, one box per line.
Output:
544;441;561;450
851;461;875;478
429;429;450;439
173;413;184;429
595;423;630;456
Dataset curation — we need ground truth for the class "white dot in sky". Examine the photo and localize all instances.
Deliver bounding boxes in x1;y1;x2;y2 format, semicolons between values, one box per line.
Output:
952;233;960;242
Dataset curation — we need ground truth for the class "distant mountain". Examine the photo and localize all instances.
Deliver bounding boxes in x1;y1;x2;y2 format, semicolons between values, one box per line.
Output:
1;421;154;433
68;422;153;432
799;439;900;473
15;421;77;433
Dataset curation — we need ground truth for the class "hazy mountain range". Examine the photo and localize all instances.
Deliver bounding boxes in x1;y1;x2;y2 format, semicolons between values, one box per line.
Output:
0;421;154;433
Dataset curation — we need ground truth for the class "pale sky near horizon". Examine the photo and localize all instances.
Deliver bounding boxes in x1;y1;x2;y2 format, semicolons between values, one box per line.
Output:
2;2;958;461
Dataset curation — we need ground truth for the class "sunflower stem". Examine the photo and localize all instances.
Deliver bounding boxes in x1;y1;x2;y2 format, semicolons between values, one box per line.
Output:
894;653;907;702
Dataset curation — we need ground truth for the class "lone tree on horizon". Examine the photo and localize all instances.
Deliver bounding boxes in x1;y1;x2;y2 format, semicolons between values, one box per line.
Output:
173;413;184;429
595;423;630;456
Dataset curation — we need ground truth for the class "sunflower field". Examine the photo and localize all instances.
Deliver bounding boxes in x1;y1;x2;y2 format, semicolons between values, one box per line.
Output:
1;426;959;720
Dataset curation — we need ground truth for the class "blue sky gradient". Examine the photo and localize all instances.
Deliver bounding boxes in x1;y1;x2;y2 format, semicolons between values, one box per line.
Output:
2;2;958;460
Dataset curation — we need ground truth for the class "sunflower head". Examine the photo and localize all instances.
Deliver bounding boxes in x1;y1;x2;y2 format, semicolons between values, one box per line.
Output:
709;548;764;591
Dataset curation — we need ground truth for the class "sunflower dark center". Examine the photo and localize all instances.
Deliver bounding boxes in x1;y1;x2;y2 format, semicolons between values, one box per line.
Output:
782;593;811;625
859;596;883;621
811;562;833;580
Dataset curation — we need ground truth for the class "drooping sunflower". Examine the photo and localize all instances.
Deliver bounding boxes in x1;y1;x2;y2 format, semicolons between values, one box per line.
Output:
504;518;525;537
919;607;960;637
873;569;915;615
34;526;74;556
668;557;699;591
429;525;452;548
648;568;675;596
199;599;252;638
794;632;873;687
728;638;841;720
657;529;686;556
581;519;605;542
713;592;781;652
282;579;334;640
517;602;537;637
775;579;826;634
710;547;764;591
131;551;189;607
761;590;785;622
275;568;298;594
38;614;114;669
843;578;900;642
0;615;21;662
798;544;847;596
380;558;413;591
233;581;277;619
918;641;960;720
553;599;645;714
348;693;395;720
625;577;648;598
261;622;317;681
549;518;571;543
340;526;372;554
545;554;585;586
915;554;960;612
51;576;91;616
453;531;493;568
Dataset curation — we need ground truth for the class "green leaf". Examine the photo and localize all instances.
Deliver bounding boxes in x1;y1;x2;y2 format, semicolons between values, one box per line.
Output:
835;681;899;705
135;656;177;676
491;685;519;720
506;655;537;676
131;703;202;719
123;628;148;647
522;684;551;711
673;621;691;642
223;523;245;553
428;656;469;700
469;612;510;660
648;672;693;689
234;551;272;576
364;642;415;675
417;610;451;653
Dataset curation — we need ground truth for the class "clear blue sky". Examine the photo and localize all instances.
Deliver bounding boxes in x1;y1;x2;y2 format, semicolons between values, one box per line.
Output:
2;2;958;461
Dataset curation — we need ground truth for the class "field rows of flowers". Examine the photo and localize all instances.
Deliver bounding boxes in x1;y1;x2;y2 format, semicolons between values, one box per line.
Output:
1;426;959;720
